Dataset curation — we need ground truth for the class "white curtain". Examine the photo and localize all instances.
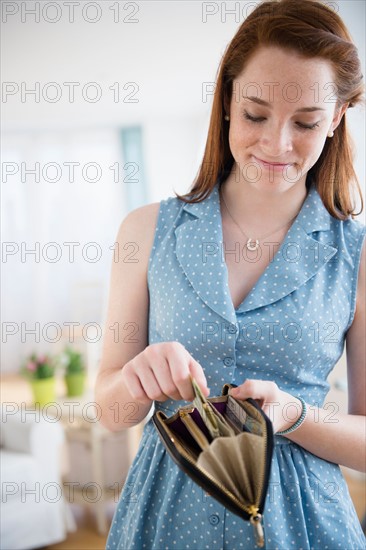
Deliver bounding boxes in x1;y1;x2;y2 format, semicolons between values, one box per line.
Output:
2;128;126;372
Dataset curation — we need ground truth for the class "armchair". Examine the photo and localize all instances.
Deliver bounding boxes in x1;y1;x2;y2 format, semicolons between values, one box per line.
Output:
0;408;76;549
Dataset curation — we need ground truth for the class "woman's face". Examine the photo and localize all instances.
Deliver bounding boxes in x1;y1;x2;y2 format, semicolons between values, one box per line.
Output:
228;45;347;193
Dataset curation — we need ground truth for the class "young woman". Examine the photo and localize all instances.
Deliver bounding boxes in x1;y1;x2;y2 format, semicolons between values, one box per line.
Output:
97;1;366;548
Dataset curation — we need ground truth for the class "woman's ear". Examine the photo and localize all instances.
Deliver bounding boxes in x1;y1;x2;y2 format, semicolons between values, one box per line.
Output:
330;102;349;134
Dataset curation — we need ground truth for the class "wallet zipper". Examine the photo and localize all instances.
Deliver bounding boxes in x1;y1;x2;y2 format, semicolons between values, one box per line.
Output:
177;407;266;547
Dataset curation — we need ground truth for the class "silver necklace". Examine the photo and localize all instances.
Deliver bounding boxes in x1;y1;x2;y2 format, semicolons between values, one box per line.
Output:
220;186;297;251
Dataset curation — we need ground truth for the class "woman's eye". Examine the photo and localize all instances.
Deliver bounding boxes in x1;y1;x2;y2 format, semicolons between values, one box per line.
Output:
296;121;320;131
243;110;320;131
243;111;266;123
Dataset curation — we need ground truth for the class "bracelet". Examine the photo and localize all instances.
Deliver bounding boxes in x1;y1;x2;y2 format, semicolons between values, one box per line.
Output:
277;396;307;436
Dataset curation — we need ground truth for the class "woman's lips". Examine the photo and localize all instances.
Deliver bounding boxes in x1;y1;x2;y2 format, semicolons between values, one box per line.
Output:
253;155;293;171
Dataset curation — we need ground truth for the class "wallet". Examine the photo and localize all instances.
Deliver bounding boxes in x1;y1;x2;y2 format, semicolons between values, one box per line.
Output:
152;376;274;548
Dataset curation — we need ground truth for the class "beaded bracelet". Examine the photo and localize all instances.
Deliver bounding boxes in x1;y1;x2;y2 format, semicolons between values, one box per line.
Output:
277;396;307;436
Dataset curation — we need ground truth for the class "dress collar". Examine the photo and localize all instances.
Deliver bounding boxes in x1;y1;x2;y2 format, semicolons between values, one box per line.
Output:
181;179;332;233
174;180;337;321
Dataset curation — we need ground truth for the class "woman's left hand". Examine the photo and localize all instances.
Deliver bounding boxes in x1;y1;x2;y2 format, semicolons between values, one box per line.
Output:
229;379;303;434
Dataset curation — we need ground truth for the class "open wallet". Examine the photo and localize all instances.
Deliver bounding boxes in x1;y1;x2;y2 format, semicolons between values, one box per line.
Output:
152;376;274;548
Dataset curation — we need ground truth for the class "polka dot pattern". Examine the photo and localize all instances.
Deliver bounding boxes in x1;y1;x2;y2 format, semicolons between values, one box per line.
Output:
107;181;366;549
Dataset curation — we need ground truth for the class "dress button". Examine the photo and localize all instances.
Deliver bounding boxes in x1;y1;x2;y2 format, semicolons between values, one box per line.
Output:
228;324;237;334
223;357;234;367
209;514;220;525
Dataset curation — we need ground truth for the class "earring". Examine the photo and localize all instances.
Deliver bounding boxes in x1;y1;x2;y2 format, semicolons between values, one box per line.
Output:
327;130;334;138
224;115;230;121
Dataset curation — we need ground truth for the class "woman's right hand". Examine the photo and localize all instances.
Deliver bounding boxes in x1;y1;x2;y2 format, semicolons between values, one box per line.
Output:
121;341;210;404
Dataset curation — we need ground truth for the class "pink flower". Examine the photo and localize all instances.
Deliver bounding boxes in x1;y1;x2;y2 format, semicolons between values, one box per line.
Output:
37;355;47;364
27;361;37;371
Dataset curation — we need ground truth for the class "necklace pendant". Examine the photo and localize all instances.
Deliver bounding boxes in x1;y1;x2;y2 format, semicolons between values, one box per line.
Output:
246;238;260;251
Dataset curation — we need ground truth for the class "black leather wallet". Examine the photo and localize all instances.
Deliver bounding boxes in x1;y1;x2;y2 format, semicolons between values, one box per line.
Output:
152;377;274;547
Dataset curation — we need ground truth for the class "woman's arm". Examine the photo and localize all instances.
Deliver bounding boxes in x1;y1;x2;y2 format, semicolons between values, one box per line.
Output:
230;239;366;472
286;238;366;470
345;237;366;418
94;202;160;432
95;201;210;431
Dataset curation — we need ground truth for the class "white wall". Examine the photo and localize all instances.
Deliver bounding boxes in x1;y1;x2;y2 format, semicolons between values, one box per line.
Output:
1;1;365;381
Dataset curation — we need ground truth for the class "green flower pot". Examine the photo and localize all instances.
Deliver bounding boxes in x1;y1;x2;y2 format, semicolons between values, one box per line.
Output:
31;377;56;407
65;372;86;397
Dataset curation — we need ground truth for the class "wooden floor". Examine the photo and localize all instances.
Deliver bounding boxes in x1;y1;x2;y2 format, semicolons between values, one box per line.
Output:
46;470;365;549
46;503;113;549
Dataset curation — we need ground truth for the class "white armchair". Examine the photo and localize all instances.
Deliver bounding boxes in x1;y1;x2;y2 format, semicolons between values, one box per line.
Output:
0;408;76;550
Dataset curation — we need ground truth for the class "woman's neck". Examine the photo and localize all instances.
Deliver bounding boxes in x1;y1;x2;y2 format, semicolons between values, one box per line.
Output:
219;175;309;231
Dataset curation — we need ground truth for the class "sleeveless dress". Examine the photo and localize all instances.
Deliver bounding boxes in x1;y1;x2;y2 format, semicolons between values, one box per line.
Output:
106;179;366;550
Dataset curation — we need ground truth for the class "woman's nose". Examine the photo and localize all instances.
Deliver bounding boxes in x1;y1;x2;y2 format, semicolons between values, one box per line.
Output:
259;124;293;158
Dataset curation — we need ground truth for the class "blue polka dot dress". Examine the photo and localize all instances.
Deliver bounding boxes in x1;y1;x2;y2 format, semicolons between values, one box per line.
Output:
106;180;366;550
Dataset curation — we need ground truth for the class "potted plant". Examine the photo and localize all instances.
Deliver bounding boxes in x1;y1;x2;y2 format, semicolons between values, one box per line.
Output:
21;353;57;407
60;346;86;397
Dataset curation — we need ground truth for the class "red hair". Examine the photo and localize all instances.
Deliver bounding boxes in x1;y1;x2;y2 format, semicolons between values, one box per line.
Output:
175;0;364;219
